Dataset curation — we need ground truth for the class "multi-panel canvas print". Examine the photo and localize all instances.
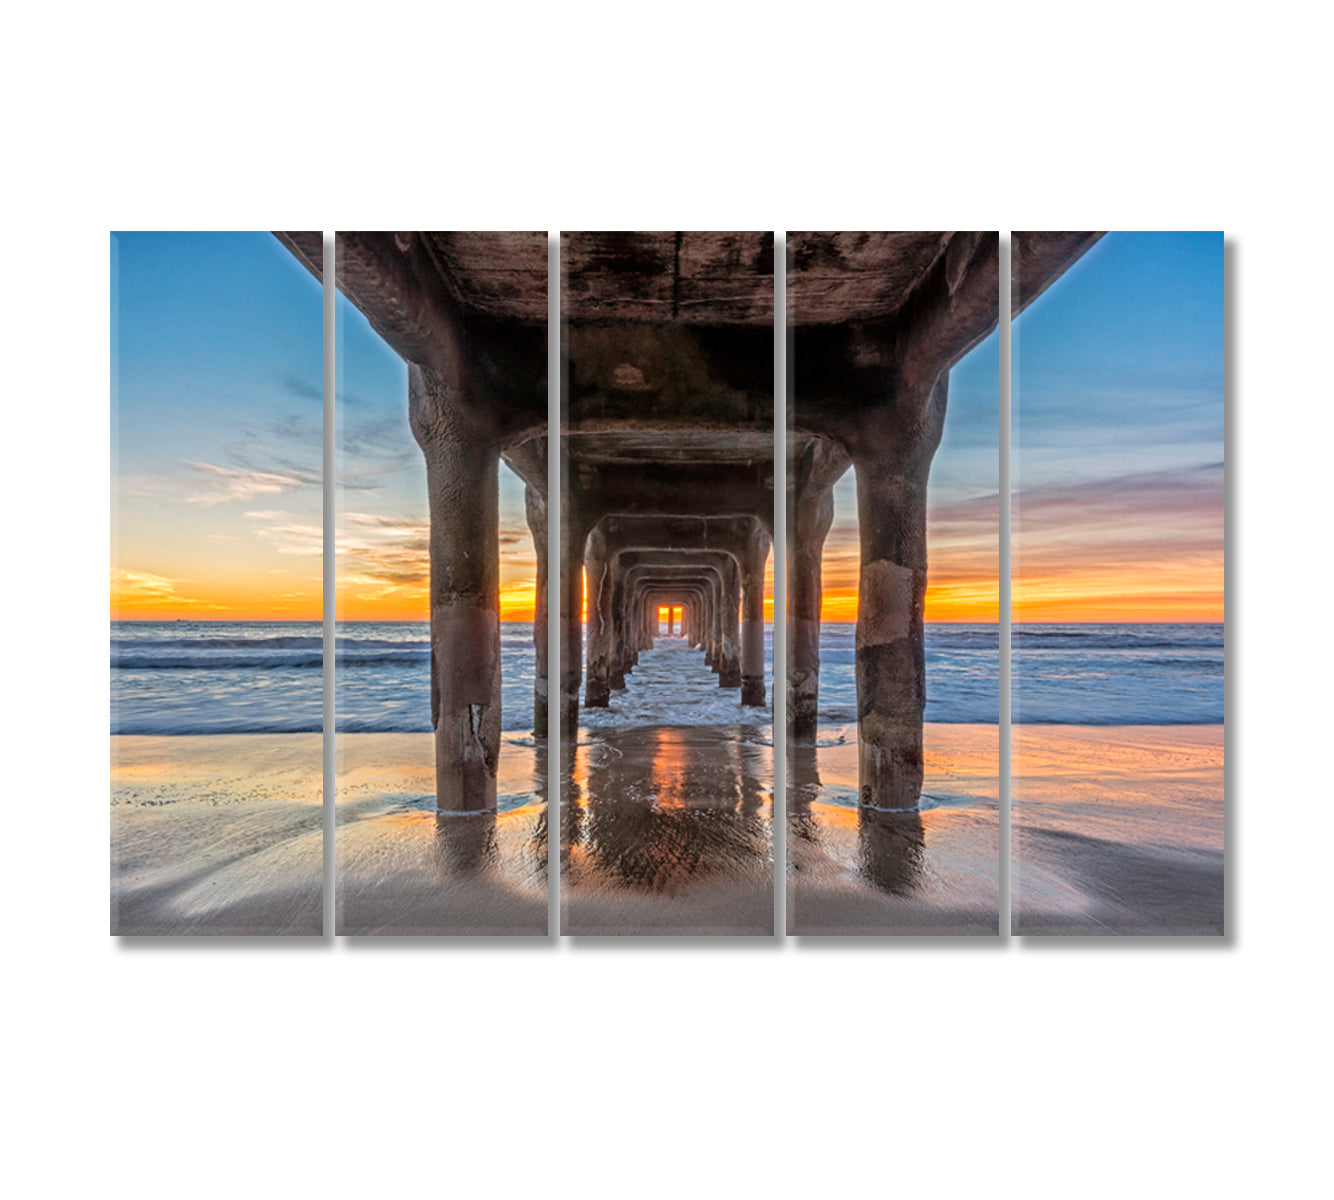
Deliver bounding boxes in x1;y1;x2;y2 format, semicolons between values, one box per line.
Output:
559;232;776;935
785;233;1003;935
1010;232;1224;935
326;232;549;935
111;232;324;934
111;230;1223;939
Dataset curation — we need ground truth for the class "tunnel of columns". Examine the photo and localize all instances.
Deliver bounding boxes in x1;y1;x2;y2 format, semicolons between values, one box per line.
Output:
277;230;1099;815
561;232;778;749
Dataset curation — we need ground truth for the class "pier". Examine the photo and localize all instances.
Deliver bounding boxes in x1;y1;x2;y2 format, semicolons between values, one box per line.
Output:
278;230;1099;814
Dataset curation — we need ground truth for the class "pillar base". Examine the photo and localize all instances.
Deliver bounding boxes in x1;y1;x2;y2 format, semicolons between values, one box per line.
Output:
559;692;579;739
857;740;925;811
719;663;741;688
741;676;765;706
585;677;611;707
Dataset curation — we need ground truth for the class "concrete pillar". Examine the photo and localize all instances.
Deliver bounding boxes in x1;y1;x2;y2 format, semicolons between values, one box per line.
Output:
524;484;548;738
740;529;770;706
410;365;501;813
853;375;947;809
702;575;719;669
787;486;834;740
584;528;612;708
718;556;742;688
608;574;628;689
559;512;588;740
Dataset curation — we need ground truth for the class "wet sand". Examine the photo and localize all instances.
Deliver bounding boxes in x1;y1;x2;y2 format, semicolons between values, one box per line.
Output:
111;734;323;935
561;726;774;935
1013;725;1224;935
788;724;1001;935
336;733;546;935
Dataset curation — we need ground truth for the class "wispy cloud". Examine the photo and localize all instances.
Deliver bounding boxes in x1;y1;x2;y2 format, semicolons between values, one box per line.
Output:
280;373;322;403
1011;462;1222;618
1015;462;1222;563
244;512;323;557
182;462;308;505
111;568;228;611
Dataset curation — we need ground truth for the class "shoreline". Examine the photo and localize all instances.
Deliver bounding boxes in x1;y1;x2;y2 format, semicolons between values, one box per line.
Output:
112;723;1222;937
111;733;323;936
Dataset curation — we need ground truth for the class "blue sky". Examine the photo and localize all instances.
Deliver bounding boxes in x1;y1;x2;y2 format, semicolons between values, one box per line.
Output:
1012;231;1224;619
112;232;323;617
112;230;1222;623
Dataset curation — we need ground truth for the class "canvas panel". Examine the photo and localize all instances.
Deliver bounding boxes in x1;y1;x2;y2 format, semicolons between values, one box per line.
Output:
1010;231;1225;935
332;232;549;936
559;232;777;936
784;232;1002;935
110;231;324;935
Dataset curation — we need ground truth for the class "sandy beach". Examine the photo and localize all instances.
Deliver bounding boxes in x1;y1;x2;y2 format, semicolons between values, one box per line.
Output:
561;726;774;935
788;724;1001;935
1013;725;1224;935
111;734;323;935
336;733;547;935
788;722;1224;936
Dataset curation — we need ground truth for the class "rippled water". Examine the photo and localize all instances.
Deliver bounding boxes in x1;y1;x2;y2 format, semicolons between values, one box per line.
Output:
111;619;1222;734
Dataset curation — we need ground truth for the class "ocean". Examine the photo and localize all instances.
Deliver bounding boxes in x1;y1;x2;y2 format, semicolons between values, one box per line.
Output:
110;620;1223;735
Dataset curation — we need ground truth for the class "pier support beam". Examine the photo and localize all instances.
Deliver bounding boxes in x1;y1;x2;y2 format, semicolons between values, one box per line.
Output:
559;511;589;739
411;365;501;813
584;528;613;708
787;484;834;739
524;483;548;738
740;526;770;706
718;555;742;688
851;377;946;810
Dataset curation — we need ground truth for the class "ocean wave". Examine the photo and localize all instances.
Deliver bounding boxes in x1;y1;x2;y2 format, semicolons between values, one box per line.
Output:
114;651;430;671
111;634;326;651
112;635;430;652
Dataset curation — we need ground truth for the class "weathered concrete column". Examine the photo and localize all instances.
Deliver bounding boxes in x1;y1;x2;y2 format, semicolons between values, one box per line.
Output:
740;528;770;705
701;576;719;669
787;485;834;739
718;556;742;688
608;574;629;689
524;483;548;738
584;528;612;708
638;594;653;650
410;365;501;813
559;511;589;740
853;375;947;809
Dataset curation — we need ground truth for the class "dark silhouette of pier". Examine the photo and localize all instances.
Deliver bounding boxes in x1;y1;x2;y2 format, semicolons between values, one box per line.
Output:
277;230;1098;815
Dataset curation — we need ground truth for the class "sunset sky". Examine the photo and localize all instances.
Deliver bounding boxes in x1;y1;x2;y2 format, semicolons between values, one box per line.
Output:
819;323;1000;623
335;270;538;621
112;232;324;620
1012;231;1223;622
819;232;1223;624
113;232;1221;625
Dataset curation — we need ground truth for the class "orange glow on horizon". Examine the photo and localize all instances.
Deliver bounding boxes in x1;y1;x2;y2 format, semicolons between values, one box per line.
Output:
817;582;1000;623
814;573;1220;624
111;567;322;622
1013;574;1223;623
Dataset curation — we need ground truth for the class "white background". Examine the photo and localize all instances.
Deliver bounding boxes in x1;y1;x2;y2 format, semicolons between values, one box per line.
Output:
4;4;1328;1197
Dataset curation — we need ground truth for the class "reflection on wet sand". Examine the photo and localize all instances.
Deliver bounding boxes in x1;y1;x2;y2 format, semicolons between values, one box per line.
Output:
789;742;926;897
111;734;324;936
1012;725;1224;935
787;726;1001;935
336;734;547;935
562;726;773;935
